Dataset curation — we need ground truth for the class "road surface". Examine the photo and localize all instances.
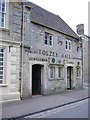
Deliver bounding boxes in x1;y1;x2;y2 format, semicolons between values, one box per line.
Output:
25;98;88;118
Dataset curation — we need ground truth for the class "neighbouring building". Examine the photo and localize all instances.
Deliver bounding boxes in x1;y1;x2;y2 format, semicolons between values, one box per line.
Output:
0;0;21;102
0;0;83;102
77;24;90;87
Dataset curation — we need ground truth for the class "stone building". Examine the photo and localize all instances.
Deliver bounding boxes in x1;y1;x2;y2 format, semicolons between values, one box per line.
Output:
77;24;90;87
0;0;83;102
21;2;83;99
0;0;21;102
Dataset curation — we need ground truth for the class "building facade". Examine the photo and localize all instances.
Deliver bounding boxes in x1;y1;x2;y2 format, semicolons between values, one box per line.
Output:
0;0;83;102
0;0;21;102
77;24;90;87
21;2;83;99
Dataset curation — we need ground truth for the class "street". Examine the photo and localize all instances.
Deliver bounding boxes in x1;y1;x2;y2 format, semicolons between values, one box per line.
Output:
25;98;88;118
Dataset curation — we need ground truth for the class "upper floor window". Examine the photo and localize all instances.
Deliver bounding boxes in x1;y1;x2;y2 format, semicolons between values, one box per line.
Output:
66;40;68;49
0;48;4;84
0;0;6;28
45;32;53;46
65;39;72;50
69;41;71;50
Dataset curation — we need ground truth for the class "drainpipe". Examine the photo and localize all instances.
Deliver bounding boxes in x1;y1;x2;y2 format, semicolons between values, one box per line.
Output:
19;2;24;100
76;24;84;88
81;36;84;87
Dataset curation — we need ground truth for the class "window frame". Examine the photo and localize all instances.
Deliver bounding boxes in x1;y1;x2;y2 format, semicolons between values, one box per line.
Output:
65;40;68;50
45;32;53;46
49;66;55;79
58;67;62;78
0;0;6;28
77;67;81;77
65;39;72;51
0;47;4;84
69;40;71;50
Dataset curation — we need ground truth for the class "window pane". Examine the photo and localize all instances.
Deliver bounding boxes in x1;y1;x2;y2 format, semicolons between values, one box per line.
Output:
1;21;4;27
50;36;52;40
0;0;6;28
2;0;5;12
0;67;3;70
0;58;3;61
0;48;4;84
0;76;3;79
49;40;52;45
1;48;4;52
69;41;71;50
45;40;47;45
2;7;5;12
0;80;3;83
66;41;68;49
45;33;48;45
77;68;80;77
0;54;3;57
50;67;54;78
0;62;3;66
0;71;3;74
58;67;61;78
49;35;53;46
0;0;1;11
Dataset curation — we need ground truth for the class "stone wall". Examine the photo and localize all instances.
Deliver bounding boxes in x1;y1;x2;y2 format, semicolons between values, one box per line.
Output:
83;36;89;87
0;2;22;42
0;2;21;102
21;6;82;98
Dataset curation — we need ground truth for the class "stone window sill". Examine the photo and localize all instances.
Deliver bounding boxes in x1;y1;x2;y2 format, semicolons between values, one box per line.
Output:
0;28;10;32
57;78;64;80
49;78;64;81
48;78;55;81
76;77;81;79
0;84;8;87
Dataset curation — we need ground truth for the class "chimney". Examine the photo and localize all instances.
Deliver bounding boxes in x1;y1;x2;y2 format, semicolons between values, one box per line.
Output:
76;24;84;35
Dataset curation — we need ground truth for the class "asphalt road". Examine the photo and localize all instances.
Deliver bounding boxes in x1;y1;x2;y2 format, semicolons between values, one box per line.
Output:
25;98;88;118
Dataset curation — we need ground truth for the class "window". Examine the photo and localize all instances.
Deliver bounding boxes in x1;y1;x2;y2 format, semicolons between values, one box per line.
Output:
65;39;72;50
50;66;55;79
69;41;71;50
77;68;80;77
45;32;53;46
66;40;68;49
58;67;62;78
0;48;4;83
0;0;6;28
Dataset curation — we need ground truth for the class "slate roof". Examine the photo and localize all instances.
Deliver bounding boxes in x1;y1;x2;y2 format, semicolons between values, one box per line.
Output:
24;1;79;39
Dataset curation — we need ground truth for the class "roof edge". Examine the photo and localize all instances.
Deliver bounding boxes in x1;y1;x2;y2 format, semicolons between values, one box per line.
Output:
31;20;79;40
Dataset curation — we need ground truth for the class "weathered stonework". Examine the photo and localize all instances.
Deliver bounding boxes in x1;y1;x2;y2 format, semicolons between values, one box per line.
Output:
21;6;83;99
0;1;21;102
0;1;83;102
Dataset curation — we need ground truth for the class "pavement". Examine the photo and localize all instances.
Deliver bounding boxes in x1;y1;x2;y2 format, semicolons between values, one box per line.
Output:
1;87;89;119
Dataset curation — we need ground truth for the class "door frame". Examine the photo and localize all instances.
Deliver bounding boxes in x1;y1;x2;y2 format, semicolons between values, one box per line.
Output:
32;64;44;95
67;66;73;89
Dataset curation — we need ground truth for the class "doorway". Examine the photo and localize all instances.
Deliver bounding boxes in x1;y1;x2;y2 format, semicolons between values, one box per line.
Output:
67;67;73;89
32;64;41;95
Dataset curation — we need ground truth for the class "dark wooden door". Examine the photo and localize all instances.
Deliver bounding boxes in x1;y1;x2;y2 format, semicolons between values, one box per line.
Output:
67;67;72;89
32;65;41;95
